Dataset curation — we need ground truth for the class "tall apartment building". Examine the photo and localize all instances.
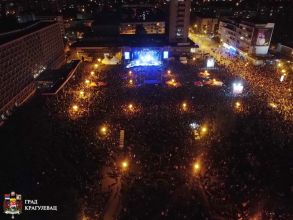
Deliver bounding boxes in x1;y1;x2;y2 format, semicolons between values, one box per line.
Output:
0;21;65;118
169;0;191;43
219;19;275;55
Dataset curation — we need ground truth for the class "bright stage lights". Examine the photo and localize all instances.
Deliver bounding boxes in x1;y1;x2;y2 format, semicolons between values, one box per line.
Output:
124;52;130;60
233;82;244;95
163;51;169;59
126;49;163;68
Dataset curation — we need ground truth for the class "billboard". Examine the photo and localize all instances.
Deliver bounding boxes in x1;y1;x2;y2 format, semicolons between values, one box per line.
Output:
252;28;273;46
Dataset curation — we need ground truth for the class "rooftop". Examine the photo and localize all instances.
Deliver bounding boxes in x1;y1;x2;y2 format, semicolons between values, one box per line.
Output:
72;35;195;48
0;21;57;46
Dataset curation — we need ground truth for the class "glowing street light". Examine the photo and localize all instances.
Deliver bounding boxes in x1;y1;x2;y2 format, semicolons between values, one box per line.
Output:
72;105;79;112
281;69;286;74
201;126;207;133
97;58;101;62
235;101;241;108
193;161;201;174
121;160;129;171
128;103;134;111
90;71;95;76
129;79;133;85
85;79;90;85
94;64;98;69
79;90;85;98
100;125;108;136
167;70;171;74
182;102;188;111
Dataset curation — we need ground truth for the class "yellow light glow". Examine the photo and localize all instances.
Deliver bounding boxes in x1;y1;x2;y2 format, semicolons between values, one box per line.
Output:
235;101;241;108
85;79;90;84
90;71;95;76
201;126;207;133
98;58;101;62
128;104;133;110
79;90;84;96
121;160;129;170
129;79;133;84
100;126;108;135
193;162;201;173
72;105;79;112
269;102;277;108
94;64;98;68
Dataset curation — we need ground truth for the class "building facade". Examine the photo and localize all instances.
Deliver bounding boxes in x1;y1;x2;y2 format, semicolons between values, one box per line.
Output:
219;19;275;55
169;0;191;43
120;21;165;35
0;21;65;118
193;16;218;34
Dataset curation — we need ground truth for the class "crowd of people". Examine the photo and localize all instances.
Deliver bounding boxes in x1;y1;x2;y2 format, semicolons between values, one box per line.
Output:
1;55;292;220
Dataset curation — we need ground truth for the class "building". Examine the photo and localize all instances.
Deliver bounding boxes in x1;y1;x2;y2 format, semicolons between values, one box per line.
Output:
193;16;218;34
276;43;293;60
169;0;191;43
36;15;65;37
0;21;65;119
219;18;275;55
120;21;165;35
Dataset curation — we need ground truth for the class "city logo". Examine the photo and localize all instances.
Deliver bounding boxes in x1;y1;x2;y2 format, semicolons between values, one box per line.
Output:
3;192;22;219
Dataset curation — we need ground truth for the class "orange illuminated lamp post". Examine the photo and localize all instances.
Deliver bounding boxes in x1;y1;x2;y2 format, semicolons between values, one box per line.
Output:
72;105;79;112
121;160;129;171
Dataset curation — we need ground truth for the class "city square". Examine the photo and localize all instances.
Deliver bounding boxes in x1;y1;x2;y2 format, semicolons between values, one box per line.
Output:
1;53;292;219
0;0;292;219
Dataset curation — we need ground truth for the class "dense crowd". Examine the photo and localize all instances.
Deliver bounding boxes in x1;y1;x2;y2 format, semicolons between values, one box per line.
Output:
0;57;292;220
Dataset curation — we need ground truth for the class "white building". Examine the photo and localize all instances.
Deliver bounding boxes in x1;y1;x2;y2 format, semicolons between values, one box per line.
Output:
219;19;275;55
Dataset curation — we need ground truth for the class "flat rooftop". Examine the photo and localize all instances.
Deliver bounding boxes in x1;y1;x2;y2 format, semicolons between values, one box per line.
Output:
72;35;195;48
0;21;56;46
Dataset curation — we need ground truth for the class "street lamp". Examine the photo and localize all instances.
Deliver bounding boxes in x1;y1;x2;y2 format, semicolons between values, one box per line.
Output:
121;160;129;171
94;64;98;69
90;71;95;76
100;125;108;136
193;161;201;174
85;79;90;85
201;126;207;134
128;103;134;111
79;90;85;98
72;105;79;112
235;101;241;109
182;102;188;111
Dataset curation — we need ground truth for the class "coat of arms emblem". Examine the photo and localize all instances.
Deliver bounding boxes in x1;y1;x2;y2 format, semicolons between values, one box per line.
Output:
3;192;22;219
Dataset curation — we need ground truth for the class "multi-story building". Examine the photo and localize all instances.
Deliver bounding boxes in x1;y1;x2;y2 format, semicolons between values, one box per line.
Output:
0;21;65;118
219;18;275;55
36;15;65;37
169;0;191;43
120;21;165;35
193;16;218;34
